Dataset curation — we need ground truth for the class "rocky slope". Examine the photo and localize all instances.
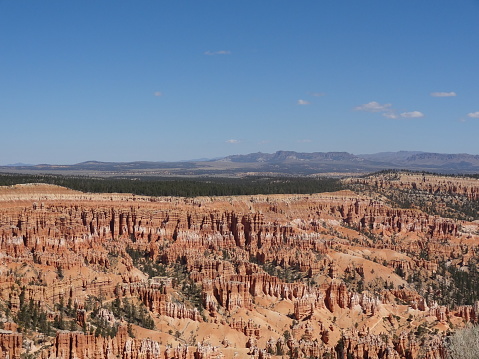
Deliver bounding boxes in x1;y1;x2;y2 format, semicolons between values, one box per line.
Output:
344;171;479;220
0;179;478;358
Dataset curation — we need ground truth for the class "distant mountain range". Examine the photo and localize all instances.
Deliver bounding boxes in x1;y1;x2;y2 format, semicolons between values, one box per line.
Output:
4;162;34;167
357;151;479;170
220;151;360;163
2;151;479;177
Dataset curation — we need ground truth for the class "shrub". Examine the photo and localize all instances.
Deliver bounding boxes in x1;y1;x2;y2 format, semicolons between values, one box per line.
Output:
447;325;479;359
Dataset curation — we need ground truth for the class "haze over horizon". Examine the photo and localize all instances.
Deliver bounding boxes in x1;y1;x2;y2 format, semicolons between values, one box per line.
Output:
4;149;479;169
1;1;478;165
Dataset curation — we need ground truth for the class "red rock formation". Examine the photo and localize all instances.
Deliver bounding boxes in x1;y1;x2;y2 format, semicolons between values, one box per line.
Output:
455;301;479;323
0;329;22;359
0;183;473;358
120;282;203;321
229;318;260;339
325;281;350;312
346;172;479;201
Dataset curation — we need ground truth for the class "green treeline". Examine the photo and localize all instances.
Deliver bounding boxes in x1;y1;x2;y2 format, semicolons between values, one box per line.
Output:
0;173;343;197
15;288;52;335
89;297;154;338
126;247;204;312
413;259;479;307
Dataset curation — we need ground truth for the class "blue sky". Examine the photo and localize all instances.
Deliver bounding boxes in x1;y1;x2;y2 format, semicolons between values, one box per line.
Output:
1;1;478;164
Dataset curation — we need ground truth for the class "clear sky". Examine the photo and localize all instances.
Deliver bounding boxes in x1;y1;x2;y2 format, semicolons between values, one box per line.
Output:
1;1;478;164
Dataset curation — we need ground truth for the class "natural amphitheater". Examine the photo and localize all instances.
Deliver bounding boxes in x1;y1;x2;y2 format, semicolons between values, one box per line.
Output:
1;171;479;359
3;1;478;358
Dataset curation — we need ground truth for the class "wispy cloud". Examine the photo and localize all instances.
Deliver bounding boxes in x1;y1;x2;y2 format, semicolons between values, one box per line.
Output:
355;101;424;119
430;91;457;97
400;111;424;118
382;113;399;119
354;101;392;112
204;50;231;55
311;92;325;97
226;139;240;144
468;112;479;118
297;99;310;105
154;91;163;97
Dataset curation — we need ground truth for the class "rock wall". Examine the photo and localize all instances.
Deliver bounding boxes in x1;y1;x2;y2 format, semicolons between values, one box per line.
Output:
0;329;22;359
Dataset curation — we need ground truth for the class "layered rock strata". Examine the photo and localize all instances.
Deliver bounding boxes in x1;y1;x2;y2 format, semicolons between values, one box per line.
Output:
1;183;478;358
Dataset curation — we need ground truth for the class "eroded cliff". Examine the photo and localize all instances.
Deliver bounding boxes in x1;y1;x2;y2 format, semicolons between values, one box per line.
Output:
0;180;478;358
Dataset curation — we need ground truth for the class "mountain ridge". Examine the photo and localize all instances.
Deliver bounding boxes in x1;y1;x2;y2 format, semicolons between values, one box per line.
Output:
2;150;479;176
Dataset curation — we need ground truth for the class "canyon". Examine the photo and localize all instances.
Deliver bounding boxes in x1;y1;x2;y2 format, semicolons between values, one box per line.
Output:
0;173;478;358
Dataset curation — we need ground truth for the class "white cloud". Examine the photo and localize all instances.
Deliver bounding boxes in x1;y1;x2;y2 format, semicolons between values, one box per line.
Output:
354;101;392;112
311;92;325;97
204;50;231;55
226;139;240;144
400;111;424;118
154;91;163;97
430;91;456;97
297;99;310;105
467;112;479;118
355;101;425;120
382;113;399;119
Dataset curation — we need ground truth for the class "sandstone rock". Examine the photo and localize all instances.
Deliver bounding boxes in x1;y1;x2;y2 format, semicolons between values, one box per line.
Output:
0;183;468;359
0;329;22;359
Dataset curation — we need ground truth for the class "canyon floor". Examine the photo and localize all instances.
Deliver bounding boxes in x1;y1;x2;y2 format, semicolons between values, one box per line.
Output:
1;172;479;359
